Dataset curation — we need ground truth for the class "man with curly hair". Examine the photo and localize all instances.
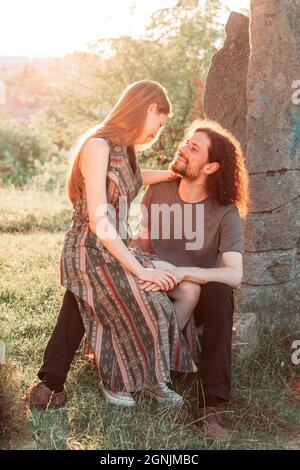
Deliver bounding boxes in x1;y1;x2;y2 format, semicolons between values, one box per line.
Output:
132;119;249;441
28;119;249;442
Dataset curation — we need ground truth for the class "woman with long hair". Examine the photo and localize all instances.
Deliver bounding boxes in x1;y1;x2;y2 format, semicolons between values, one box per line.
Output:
28;80;201;408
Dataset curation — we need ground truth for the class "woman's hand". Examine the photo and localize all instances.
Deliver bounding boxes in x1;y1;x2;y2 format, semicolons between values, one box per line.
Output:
137;267;187;292
170;267;187;284
136;267;178;292
167;170;179;181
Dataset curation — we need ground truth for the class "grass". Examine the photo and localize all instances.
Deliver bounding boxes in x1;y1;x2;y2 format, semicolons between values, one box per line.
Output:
0;187;143;234
0;188;71;233
0;188;300;450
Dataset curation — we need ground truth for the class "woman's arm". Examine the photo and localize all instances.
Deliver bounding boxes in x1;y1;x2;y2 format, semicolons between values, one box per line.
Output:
141;169;178;186
83;139;177;290
84;139;143;276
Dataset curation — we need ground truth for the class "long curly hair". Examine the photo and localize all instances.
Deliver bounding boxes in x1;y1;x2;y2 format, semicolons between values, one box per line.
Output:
186;119;250;219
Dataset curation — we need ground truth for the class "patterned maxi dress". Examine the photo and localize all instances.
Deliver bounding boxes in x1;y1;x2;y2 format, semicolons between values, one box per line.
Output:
60;138;201;392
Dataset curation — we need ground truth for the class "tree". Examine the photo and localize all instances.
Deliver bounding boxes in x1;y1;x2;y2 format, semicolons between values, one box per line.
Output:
32;0;225;167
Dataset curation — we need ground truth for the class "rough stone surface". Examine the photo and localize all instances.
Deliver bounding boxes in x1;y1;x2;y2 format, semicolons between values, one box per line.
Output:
242;249;298;285
204;1;300;328
236;279;300;328
232;312;259;358
249;172;300;212
247;0;300;173
203;12;250;152
244;198;300;251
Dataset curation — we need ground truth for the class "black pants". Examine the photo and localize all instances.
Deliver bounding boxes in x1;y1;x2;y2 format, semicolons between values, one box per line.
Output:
193;282;234;406
38;282;234;406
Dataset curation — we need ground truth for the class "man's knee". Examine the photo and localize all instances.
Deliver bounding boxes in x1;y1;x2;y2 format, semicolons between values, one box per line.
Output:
203;282;233;298
194;282;234;321
178;281;201;301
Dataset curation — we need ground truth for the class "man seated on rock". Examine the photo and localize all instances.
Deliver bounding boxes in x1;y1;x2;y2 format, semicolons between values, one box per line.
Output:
130;119;249;441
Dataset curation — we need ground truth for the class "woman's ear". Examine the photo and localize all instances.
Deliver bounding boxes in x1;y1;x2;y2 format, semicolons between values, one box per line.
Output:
147;103;157;114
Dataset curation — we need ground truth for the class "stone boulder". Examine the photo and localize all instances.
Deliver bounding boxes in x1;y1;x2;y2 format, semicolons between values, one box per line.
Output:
203;1;300;328
203;12;250;152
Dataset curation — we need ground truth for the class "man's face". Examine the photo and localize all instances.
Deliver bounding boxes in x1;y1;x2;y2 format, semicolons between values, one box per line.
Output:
169;131;211;179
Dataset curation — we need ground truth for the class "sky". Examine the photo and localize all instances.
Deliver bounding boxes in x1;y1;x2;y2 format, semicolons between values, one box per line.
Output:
0;0;250;58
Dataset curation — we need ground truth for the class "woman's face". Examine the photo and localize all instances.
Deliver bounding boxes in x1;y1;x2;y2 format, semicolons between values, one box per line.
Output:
134;104;168;146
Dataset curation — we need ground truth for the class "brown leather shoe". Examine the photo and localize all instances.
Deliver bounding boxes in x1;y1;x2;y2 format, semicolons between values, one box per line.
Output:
196;406;231;442
24;382;67;410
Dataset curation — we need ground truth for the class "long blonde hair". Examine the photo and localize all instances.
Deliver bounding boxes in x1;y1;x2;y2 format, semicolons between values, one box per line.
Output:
67;80;172;204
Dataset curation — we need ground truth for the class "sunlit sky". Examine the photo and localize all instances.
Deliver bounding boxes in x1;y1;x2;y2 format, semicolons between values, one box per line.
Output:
1;0;250;58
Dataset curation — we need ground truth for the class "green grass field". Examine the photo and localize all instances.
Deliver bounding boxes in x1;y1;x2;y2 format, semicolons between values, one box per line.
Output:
1;188;300;450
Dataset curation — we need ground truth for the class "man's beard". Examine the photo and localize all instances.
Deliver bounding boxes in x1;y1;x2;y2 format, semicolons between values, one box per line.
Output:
169;157;205;180
169;157;188;177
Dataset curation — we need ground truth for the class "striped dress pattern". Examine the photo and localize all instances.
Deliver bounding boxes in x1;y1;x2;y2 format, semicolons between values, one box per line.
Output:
60;138;201;392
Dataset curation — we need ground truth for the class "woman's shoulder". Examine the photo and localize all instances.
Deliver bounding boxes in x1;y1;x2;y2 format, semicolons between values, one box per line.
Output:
93;137;126;156
86;137;110;150
80;138;110;178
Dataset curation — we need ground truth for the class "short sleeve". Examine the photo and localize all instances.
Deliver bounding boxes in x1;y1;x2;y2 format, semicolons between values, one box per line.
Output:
218;205;243;254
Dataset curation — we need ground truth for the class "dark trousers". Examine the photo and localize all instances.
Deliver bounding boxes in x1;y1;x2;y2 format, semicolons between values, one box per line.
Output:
38;282;234;405
193;282;234;407
38;290;85;389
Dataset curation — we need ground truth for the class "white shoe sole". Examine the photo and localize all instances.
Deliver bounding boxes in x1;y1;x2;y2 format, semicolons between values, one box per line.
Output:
102;389;136;407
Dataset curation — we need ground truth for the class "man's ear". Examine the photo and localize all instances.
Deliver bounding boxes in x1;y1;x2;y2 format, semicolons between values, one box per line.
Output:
206;162;220;174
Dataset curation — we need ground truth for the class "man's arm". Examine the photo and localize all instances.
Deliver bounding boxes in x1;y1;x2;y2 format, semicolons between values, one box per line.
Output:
174;205;244;288
179;251;243;289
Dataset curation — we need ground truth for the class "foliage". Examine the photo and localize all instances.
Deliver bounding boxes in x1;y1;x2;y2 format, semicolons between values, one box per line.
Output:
30;0;225;169
0;1;226;186
0;126;47;187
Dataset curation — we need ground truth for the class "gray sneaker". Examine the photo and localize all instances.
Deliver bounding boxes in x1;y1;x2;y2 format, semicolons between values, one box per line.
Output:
145;383;184;405
101;387;136;407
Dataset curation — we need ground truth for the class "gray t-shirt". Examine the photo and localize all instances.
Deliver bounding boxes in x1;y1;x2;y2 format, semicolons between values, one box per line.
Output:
132;179;243;268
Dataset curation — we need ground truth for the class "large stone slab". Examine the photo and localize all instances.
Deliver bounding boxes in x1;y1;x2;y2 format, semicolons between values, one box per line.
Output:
235;278;300;328
249;171;300;212
203;12;250;152
244;197;300;251
203;1;300;328
247;0;300;172
243;0;300;327
232;312;258;358
242;249;298;285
